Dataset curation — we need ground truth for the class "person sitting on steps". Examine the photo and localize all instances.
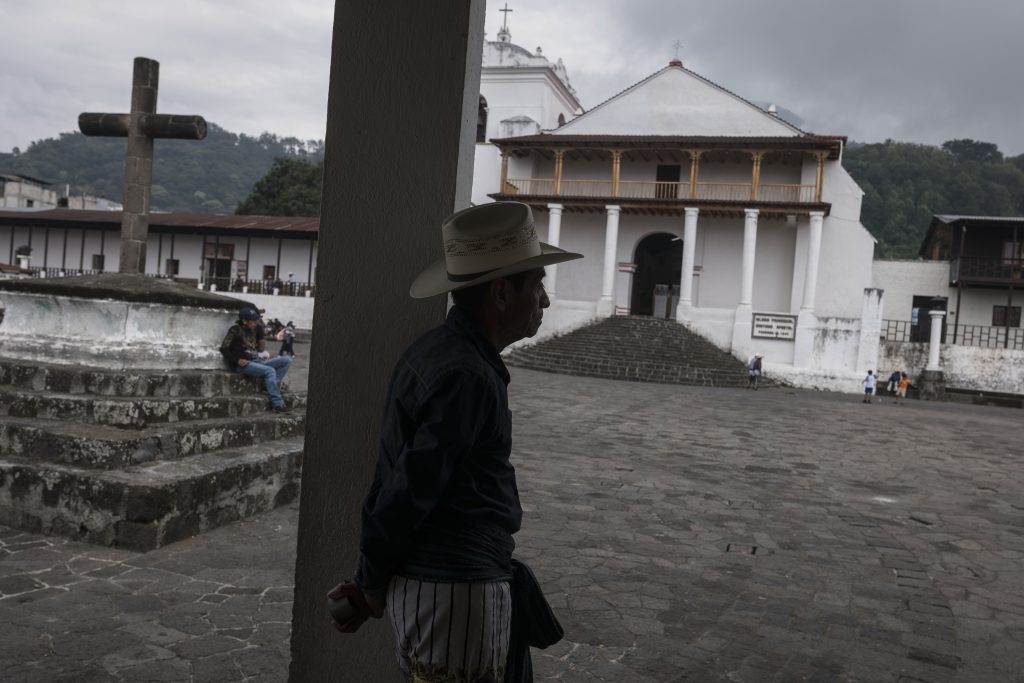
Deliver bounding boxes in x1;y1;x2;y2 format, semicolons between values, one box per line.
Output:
220;308;293;412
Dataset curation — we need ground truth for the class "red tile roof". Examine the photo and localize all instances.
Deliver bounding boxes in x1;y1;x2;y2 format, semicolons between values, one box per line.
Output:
0;209;320;234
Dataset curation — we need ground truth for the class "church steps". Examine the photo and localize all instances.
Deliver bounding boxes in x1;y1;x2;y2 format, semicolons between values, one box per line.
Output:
0;358;267;398
0;387;306;428
0;436;303;552
0;411;305;470
506;315;759;387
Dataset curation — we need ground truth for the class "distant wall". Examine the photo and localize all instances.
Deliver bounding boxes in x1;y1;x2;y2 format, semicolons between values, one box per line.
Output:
879;340;1024;394
216;291;316;329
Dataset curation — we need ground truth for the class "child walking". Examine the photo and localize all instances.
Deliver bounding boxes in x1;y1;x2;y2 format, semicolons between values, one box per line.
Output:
895;373;911;405
862;370;877;403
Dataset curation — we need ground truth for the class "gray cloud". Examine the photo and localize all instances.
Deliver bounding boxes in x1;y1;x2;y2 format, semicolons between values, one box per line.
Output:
2;1;1022;156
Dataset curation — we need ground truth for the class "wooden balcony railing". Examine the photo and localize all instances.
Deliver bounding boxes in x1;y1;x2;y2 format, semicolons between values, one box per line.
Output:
503;178;817;203
951;256;1024;283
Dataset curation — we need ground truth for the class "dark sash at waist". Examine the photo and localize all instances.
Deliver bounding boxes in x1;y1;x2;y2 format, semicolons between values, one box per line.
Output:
399;522;514;583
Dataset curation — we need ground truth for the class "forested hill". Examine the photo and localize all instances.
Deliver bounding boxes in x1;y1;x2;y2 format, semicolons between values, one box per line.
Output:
2;129;1023;259
843;140;1024;258
0;125;324;214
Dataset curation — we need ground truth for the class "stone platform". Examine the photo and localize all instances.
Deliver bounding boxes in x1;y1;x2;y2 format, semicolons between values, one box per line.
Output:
0;357;305;551
0;274;253;370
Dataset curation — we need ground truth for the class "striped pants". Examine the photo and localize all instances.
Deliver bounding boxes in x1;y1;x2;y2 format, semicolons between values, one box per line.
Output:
387;576;512;683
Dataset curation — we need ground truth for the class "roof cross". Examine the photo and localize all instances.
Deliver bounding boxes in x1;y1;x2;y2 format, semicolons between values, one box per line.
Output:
78;57;207;274
499;3;513;31
673;40;683;59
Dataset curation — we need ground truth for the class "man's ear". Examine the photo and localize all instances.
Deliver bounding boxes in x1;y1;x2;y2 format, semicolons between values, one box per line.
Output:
490;278;510;312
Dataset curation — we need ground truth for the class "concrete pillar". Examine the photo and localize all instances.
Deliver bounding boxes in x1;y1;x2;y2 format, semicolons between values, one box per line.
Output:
926;309;945;371
676;206;698;321
597;205;620;316
739;208;758;307
855;288;885;374
801;211;824;311
731;209;758;355
288;2;485;680
546;203;563;299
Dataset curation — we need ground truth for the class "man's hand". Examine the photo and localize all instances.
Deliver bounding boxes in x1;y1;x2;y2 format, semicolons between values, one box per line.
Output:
238;359;250;367
327;582;385;633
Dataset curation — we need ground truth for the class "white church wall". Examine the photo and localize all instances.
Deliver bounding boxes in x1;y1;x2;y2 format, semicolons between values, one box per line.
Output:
752;220;795;313
789;218;809;312
687;308;737;350
556;213;605;301
696;217;742;308
758;161;803;185
954;289;1021;327
813;166;875;318
472;144;502;204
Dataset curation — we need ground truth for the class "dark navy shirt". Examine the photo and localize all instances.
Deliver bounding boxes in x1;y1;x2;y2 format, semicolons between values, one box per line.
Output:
356;306;521;593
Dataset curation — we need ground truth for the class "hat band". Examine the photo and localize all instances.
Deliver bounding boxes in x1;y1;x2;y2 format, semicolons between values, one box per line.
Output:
447;268;497;283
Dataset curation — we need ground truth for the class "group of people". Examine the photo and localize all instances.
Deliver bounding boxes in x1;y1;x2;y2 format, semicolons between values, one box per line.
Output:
219;308;298;411
862;369;911;404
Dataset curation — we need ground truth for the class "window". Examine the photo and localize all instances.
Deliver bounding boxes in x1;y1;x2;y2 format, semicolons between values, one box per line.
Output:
91;254;105;271
476;96;488;143
26;199;34;207
165;258;179;276
557;113;566;126
263;265;277;280
992;305;1022;327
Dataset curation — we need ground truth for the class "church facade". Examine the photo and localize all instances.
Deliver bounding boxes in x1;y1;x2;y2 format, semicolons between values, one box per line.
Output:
473;32;881;387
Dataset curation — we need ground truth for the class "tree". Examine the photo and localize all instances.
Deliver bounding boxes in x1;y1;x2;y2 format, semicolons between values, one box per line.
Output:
941;139;1003;165
235;157;323;216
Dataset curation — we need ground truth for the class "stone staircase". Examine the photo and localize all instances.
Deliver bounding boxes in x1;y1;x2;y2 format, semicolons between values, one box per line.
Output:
0;358;305;551
505;315;760;388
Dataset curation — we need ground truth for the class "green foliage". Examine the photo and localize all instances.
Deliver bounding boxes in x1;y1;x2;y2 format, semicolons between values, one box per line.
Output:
235;157;323;216
0;124;323;213
844;141;1024;258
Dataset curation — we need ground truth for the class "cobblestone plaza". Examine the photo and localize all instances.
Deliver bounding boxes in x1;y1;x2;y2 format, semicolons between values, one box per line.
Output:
1;360;1021;681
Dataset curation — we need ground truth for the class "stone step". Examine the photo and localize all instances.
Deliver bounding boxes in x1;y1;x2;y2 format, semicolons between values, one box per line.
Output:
0;357;269;398
0;436;303;551
0;387;306;428
506;315;763;387
0;411;305;469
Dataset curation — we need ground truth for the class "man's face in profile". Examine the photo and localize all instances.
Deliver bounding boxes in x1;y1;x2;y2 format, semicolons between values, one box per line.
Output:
503;268;549;341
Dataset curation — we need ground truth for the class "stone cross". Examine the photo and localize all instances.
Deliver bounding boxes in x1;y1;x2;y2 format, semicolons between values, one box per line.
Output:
79;57;207;274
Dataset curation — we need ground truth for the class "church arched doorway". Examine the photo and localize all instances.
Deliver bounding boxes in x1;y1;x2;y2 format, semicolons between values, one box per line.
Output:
630;232;682;317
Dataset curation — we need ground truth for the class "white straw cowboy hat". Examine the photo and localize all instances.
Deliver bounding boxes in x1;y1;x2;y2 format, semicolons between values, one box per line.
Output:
410;202;582;299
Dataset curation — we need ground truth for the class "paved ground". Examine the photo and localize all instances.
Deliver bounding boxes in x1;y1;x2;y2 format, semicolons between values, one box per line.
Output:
1;360;1023;681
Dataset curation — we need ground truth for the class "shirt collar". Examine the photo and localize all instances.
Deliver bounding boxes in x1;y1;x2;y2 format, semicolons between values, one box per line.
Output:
446;305;511;385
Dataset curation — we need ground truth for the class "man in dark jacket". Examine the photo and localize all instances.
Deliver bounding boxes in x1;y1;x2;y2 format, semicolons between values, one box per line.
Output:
220;308;292;412
329;202;580;681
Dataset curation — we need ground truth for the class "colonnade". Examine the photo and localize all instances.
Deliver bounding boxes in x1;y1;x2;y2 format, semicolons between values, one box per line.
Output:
543;202;827;334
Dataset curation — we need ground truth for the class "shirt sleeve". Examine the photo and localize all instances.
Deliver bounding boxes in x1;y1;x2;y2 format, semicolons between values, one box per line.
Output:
220;327;242;366
356;368;494;593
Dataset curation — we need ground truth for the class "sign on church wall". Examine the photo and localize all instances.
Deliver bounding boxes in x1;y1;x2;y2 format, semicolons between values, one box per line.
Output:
752;313;797;340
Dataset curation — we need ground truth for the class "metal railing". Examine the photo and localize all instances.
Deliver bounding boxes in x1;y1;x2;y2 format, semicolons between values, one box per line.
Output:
504;177;817;204
27;266;103;278
201;277;315;298
882;319;1023;350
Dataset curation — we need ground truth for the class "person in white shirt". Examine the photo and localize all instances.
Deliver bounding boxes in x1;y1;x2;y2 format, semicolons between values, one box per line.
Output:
861;370;877;403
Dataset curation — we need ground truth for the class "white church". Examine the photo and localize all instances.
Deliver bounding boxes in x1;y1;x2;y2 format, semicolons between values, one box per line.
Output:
473;25;881;387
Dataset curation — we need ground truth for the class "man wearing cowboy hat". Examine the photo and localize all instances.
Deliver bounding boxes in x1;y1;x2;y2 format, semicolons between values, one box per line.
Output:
329;202;581;680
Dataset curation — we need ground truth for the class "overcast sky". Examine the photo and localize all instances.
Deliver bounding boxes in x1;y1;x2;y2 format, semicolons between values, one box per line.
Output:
2;0;1023;156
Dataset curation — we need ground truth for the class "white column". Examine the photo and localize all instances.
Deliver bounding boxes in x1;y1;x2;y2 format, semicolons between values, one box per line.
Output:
739;208;759;306
546;203;563;300
597;205;620;316
679;207;698;306
926;309;946;371
801;211;824;311
731;208;759;356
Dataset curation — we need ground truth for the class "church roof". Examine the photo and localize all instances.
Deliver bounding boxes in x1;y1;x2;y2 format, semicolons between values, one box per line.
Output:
546;61;820;139
491;134;845;159
0;209;319;235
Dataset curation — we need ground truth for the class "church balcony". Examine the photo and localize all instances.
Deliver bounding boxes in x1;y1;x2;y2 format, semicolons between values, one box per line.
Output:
501;178;817;205
950;256;1024;285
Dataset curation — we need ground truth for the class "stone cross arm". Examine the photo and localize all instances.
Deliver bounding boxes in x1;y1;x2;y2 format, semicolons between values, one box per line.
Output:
79;113;207;140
